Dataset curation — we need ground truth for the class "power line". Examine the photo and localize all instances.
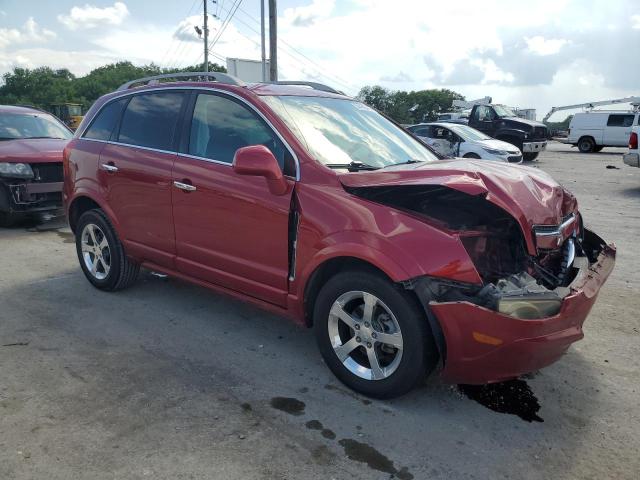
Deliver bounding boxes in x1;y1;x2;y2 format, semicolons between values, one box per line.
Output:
161;0;201;69
208;0;243;52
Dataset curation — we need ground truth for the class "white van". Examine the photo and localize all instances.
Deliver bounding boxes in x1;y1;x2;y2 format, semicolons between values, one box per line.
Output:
568;111;639;152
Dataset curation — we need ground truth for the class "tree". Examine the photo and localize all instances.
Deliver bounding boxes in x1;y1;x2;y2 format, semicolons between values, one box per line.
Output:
356;85;465;124
0;61;227;111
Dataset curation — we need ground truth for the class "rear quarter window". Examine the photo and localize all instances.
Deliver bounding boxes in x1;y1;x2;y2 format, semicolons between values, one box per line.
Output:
117;92;186;151
606;114;635;127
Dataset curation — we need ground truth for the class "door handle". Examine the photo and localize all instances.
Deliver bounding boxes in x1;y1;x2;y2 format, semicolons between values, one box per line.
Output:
101;163;118;173
173;181;197;192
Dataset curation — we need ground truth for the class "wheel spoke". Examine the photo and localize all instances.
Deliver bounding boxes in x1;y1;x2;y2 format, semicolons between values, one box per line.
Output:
98;237;109;251
334;337;360;362
362;292;377;323
375;332;403;350
81;242;92;253
87;225;98;246
90;257;99;275
367;347;385;380
330;302;358;329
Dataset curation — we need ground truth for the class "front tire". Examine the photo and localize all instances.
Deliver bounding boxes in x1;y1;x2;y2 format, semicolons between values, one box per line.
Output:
463;153;481;159
523;152;539;161
0;211;16;228
75;209;139;291
578;137;595;153
313;270;438;399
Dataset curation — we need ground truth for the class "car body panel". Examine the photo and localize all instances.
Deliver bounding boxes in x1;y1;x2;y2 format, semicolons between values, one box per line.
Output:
431;237;615;383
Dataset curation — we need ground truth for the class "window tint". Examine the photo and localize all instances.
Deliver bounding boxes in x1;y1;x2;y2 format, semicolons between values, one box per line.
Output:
117;92;185;150
607;114;635;127
83;98;127;141
189;93;294;175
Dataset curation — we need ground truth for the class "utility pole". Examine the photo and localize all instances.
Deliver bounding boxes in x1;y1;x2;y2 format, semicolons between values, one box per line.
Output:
203;0;209;72
260;0;267;81
268;0;277;81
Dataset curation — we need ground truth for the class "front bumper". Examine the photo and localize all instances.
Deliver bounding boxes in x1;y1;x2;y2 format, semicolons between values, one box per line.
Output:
623;152;639;167
522;141;547;153
0;180;63;214
427;231;616;384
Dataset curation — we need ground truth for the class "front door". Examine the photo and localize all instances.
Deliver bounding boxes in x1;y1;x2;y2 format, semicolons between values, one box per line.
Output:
172;92;296;306
99;91;187;268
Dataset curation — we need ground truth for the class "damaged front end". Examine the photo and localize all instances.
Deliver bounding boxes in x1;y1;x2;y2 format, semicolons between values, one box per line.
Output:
348;184;616;383
0;163;64;219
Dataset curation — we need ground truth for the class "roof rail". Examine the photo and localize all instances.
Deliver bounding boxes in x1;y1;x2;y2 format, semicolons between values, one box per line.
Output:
117;72;245;91
270;81;344;95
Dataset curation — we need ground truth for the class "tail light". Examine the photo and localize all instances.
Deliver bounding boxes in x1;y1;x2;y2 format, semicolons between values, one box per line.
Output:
630;132;638;150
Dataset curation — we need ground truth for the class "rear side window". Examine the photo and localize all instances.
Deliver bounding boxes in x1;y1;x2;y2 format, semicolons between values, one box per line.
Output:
83;98;127;141
606;114;635;127
117;92;185;150
188;93;295;176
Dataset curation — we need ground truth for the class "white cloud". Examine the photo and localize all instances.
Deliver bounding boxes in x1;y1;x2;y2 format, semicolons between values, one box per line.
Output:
282;0;335;27
632;14;640;29
57;1;129;30
525;36;569;56
0;17;56;49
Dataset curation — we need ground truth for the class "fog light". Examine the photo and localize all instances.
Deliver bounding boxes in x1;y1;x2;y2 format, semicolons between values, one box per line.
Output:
497;296;561;319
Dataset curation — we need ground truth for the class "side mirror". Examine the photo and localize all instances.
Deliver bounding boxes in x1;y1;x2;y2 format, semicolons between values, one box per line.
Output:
232;145;289;195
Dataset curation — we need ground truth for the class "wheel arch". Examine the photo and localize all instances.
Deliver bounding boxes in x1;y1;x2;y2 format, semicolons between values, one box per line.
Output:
67;193;122;237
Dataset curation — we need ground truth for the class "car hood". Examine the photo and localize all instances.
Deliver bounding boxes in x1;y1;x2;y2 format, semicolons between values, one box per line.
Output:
500;117;546;130
476;139;521;153
339;159;577;254
0;138;68;164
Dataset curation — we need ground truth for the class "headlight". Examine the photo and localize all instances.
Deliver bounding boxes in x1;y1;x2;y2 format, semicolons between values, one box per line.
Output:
483;147;509;156
0;162;34;179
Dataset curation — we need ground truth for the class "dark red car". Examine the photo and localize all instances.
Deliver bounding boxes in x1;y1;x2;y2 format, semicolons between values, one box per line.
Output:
0;105;71;226
63;73;615;398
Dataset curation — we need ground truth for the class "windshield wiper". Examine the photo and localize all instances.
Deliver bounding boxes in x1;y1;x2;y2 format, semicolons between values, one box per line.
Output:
383;159;423;168
325;161;380;171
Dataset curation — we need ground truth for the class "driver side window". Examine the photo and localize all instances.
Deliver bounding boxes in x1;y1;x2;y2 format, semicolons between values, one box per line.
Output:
189;93;294;176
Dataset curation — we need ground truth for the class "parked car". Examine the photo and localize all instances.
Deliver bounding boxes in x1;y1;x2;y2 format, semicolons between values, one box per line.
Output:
407;122;523;163
467;104;548;161
0;105;72;227
568;111;639;153
623;126;639;168
64;73;615;398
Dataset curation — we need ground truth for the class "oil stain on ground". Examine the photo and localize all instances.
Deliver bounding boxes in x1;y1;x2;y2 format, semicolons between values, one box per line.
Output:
270;397;306;416
56;231;75;243
305;419;336;440
458;379;543;422
339;439;413;480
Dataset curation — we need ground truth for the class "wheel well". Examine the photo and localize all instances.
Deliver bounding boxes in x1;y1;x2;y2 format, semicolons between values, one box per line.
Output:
303;257;393;328
68;196;101;233
578;135;596;144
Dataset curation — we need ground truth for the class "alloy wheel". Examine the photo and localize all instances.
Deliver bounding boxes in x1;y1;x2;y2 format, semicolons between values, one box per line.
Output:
81;223;111;280
328;291;404;381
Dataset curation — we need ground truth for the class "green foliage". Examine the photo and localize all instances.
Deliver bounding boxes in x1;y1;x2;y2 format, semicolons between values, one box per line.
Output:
544;114;573;135
0;61;227;112
356;85;465;124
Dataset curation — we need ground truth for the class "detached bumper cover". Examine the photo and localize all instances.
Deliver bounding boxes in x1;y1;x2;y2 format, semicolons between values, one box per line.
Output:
522;141;547;153
623;153;639;168
428;234;616;384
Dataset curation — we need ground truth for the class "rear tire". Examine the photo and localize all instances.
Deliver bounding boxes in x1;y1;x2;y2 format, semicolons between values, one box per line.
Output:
594;146;604;152
75;209;139;291
523;152;539;161
578;137;595;153
313;269;438;399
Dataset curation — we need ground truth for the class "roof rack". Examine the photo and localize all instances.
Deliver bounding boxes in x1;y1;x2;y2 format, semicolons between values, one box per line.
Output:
269;81;344;95
117;72;245;91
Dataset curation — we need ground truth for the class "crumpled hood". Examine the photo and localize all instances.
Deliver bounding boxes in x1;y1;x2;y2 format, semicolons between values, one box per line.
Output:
0;138;68;164
339;159;577;254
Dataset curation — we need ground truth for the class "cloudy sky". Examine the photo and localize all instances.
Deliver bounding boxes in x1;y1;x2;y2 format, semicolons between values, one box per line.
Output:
1;0;639;120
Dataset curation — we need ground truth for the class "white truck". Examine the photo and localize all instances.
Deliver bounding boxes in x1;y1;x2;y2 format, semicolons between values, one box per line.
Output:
623;126;639;168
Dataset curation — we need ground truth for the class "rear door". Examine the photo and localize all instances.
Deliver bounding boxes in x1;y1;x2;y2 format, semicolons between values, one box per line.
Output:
605;114;635;146
99;91;187;268
171;91;296;306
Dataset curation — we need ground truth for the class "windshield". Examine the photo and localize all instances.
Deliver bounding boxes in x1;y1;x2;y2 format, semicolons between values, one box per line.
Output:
493;105;517;118
448;124;491;142
0;113;72;140
263;96;438;168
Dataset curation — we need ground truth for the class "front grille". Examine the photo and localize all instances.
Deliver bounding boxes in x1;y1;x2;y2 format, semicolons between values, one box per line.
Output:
533;126;548;140
30;162;63;183
507;155;522;163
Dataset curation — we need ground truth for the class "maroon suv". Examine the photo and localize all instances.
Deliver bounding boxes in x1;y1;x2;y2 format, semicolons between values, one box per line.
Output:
63;73;615;398
0;105;71;226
